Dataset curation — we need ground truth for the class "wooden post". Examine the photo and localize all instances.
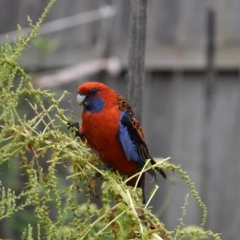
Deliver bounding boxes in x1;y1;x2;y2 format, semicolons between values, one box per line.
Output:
205;7;215;115
201;7;216;200
127;0;147;123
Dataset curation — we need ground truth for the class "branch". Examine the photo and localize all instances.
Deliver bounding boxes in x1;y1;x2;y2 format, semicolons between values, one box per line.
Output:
33;57;120;88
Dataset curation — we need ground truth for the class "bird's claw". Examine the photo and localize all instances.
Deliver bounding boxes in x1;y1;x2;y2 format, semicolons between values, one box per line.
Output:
99;163;112;171
67;122;83;138
67;121;79;130
94;164;112;179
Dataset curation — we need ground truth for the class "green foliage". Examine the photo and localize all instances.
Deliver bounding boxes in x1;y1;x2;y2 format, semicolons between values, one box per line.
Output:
0;0;221;239
31;36;60;53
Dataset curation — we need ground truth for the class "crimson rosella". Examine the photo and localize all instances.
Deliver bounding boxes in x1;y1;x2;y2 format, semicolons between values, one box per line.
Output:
68;82;166;204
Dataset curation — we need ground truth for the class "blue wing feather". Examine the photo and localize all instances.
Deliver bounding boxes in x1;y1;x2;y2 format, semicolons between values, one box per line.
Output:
117;111;168;181
117;111;147;167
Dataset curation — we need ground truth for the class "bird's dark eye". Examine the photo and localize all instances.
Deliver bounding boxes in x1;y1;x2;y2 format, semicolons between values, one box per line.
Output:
90;88;98;95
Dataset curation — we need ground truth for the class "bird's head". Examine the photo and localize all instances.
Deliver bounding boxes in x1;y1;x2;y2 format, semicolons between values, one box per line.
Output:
77;82;114;113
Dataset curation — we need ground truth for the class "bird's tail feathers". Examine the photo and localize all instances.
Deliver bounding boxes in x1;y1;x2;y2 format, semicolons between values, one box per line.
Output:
147;168;157;182
150;159;167;179
136;172;146;204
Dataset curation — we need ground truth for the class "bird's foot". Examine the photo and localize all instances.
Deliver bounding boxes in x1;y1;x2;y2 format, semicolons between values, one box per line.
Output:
98;163;112;171
94;163;112;179
67;122;84;138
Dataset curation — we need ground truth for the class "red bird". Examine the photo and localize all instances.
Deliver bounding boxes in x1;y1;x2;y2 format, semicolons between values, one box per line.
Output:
68;82;166;203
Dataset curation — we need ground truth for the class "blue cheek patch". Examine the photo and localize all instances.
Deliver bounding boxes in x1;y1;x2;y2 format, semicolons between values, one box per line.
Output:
117;112;145;167
83;98;105;113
